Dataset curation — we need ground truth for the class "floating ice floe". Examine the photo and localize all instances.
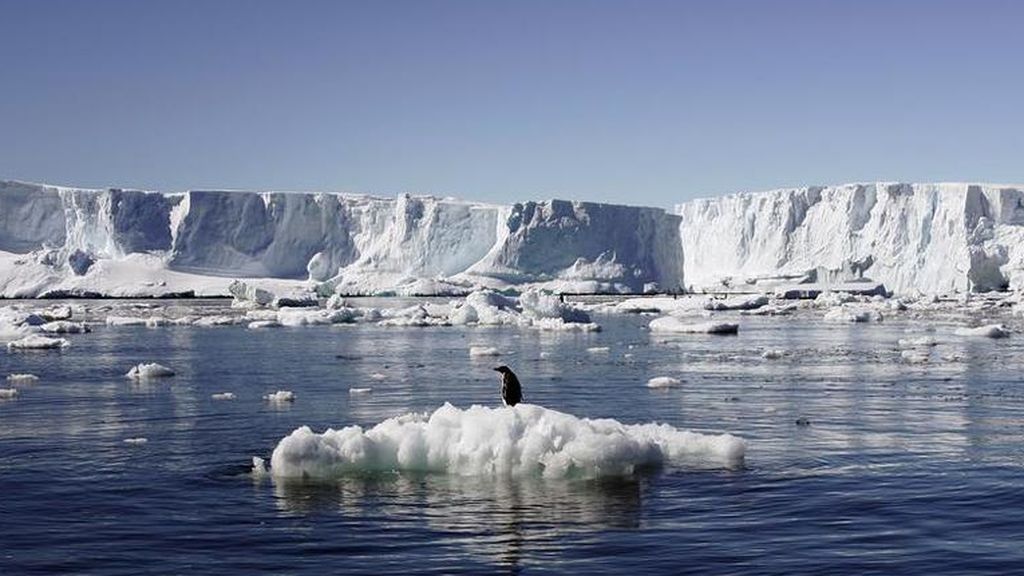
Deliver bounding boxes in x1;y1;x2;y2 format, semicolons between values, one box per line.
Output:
6;373;39;383
125;363;176;379
649;317;739;334
898;336;938;348
586;346;611;354
211;392;236;400
0;388;19;399
761;349;784;360
7;335;71;350
349;387;372;395
264;390;295;403
39;321;91;334
469;346;501;357
105;316;150;327
646;376;681;389
267;402;745;479
247;320;283;329
954;324;1010;338
823;306;883;323
123;437;148;445
704;294;769;311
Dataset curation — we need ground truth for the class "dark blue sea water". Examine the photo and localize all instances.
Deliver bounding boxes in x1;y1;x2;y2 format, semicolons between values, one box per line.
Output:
2;300;1023;574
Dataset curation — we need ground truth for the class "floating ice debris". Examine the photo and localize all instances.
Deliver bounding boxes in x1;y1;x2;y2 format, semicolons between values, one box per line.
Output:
211;392;236;400
649;317;739;334
955;324;1010;338
704;294;769;311
6;373;39;383
349;387;373;395
898;336;938;348
247;320;283;329
646;376;681;389
264;390;296;403
105;316;149;326
469;346;501;357
125;363;176;379
761;349;784;360
39;321;91;334
7;335;71;350
369;372;387;381
252;456;269;476
269;403;745;479
192;315;239;327
0;388;19;399
823;307;882;323
123;437;148;445
586;346;611;354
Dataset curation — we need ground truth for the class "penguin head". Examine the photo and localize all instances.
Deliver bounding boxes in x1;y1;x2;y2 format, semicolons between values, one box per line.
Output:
493;365;511;374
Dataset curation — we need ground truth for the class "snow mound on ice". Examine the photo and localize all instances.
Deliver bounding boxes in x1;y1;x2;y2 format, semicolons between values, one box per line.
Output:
269;403;745;479
125;363;175;379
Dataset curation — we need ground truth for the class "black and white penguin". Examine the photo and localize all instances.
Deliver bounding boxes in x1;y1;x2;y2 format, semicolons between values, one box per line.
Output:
493;365;522;407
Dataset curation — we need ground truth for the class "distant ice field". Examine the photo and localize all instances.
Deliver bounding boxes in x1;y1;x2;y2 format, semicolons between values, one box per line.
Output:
2;295;1024;574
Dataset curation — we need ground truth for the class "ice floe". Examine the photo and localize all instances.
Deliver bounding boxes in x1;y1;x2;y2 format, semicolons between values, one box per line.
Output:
649;317;739;335
125;363;176;379
267;403;745;479
264;390;296;403
7;335;70;350
646;376;682;389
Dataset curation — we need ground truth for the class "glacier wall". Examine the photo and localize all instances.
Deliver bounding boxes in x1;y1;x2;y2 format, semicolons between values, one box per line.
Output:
0;180;683;296
676;182;1024;295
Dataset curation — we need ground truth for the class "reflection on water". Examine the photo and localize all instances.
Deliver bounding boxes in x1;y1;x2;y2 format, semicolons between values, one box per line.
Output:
269;472;643;570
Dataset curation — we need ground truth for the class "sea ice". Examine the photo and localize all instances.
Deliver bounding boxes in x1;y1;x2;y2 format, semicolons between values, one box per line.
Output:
469;346;501;357
7;335;70;350
6;373;39;383
125;363;176;379
349;387;373;395
646;376;682;389
123;437;148;445
649;317;739;335
211;392;236;400
268;402;745;479
0;388;18;399
39;321;91;334
955;324;1010;338
264;390;295;403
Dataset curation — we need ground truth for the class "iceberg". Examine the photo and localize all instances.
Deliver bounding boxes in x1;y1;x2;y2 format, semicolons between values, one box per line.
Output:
267;403;745;479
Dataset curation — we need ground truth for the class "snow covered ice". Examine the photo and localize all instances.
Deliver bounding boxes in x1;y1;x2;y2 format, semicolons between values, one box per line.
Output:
7;335;70;350
267;403;746;479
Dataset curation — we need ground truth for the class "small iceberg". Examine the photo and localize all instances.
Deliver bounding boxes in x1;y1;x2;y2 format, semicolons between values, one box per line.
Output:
264;390;296;403
646;376;682;389
125;363;176;380
649;317;739;334
7;335;71;350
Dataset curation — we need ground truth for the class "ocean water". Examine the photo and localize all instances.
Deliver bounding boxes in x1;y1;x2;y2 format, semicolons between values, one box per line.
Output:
2;300;1023;574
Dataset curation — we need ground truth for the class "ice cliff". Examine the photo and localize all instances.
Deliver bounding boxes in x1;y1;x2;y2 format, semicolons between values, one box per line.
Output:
676;182;1024;295
3;179;1023;298
0;180;682;297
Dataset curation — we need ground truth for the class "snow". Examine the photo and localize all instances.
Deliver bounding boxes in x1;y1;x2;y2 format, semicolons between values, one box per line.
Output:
7;335;70;350
646;376;681;389
7;373;39;383
649;317;739;334
267;402;745;479
125;363;176;379
264;390;295;403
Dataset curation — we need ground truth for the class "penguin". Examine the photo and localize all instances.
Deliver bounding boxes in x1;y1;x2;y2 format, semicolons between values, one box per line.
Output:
493;365;522;407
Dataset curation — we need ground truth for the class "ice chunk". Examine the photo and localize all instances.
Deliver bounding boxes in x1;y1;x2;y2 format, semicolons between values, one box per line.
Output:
823;307;883;323
761;349;784;360
586;346;611;354
264;390;295;403
0;388;19;399
125;363;176;379
252;456;269;476
105;316;149;326
955;324;1010;338
349;387;373;395
39;321;91;334
649;317;739;334
7;373;39;383
247;320;282;329
469;346;501;357
123;437;148;445
211;392;236;400
646;376;681;388
704;295;769;311
7;335;71;350
268;402;745;479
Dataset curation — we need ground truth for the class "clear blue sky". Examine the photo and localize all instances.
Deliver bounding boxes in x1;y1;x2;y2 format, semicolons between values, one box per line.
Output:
1;0;1021;206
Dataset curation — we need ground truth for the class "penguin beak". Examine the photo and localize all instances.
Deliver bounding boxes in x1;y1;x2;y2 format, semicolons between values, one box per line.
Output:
492;367;502;372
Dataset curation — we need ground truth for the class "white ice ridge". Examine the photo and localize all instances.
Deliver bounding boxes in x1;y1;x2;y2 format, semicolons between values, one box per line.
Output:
268;403;745;479
0;180;683;297
677;182;1024;296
